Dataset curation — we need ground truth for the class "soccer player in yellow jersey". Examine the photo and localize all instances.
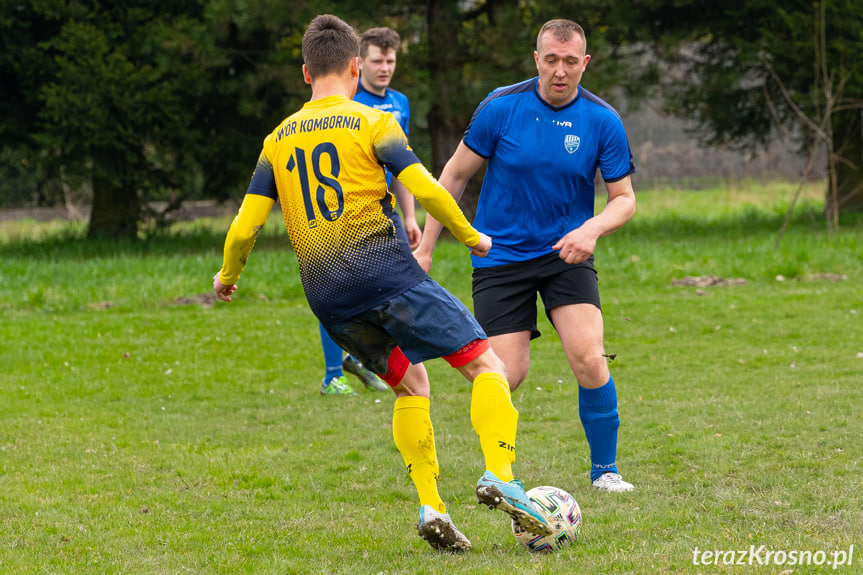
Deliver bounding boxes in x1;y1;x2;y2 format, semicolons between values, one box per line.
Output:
212;14;552;551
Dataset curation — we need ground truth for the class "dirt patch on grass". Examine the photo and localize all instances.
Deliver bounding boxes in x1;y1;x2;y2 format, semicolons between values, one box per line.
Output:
171;293;218;308
672;275;747;287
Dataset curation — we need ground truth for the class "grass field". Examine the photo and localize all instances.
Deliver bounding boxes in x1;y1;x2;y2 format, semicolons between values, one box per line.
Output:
1;182;861;574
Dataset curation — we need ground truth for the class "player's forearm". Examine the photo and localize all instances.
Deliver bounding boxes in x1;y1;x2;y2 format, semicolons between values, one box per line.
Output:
396;164;478;247
392;179;415;221
589;181;636;238
219;194;275;285
416;214;445;258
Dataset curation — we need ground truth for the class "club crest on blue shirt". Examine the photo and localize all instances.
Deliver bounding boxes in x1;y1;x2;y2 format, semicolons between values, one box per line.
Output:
564;135;580;154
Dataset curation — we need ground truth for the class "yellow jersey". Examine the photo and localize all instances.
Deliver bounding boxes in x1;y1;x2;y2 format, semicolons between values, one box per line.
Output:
219;95;478;324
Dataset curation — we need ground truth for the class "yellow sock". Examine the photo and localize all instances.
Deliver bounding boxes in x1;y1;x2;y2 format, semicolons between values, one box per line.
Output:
392;396;445;513
470;372;517;483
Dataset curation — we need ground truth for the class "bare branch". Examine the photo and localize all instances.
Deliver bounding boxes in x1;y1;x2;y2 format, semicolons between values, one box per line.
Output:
762;81;790;139
763;62;831;143
838;182;863;208
775;145;826;248
834;99;863;113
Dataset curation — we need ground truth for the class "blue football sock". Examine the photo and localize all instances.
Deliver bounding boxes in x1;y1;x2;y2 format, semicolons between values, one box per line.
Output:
319;324;344;380
578;376;620;482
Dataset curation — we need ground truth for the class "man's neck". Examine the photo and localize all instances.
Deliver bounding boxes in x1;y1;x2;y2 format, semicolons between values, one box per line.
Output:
360;77;386;97
310;74;357;101
536;79;580;108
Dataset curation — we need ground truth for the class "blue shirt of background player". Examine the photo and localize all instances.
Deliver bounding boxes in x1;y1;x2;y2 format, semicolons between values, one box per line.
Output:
354;80;411;187
463;77;635;268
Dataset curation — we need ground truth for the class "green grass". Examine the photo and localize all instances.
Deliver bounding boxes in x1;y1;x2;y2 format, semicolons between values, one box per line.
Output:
2;182;862;574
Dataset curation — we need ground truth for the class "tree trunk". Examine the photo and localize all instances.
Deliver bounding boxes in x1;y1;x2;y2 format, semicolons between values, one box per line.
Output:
426;0;466;176
88;153;140;240
826;109;863;219
426;0;484;222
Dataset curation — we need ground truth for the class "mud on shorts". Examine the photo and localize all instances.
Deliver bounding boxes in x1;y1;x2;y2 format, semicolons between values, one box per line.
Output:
323;278;488;379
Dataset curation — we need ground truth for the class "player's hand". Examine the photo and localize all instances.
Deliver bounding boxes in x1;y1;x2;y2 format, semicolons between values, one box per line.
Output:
404;218;422;249
213;272;238;302
552;228;596;264
469;232;492;258
413;247;433;273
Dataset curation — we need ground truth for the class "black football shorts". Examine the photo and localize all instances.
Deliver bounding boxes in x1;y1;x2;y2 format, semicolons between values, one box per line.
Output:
472;253;600;339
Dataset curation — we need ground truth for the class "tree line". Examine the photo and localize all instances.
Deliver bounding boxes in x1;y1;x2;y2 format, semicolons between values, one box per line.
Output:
2;0;860;238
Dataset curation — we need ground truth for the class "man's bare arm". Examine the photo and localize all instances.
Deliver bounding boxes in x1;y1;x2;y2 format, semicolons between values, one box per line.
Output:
391;177;422;248
413;141;486;272
551;175;636;264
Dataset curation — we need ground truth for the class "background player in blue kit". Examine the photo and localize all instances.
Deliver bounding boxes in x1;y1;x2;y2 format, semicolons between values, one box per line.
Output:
317;26;419;395
415;18;638;492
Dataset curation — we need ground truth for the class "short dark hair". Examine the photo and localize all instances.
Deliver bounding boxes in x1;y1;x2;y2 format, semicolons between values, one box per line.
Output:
302;14;360;78
537;19;586;53
359;27;400;58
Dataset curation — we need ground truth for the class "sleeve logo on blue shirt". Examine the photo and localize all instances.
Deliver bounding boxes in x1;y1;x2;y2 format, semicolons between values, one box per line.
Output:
564;135;581;154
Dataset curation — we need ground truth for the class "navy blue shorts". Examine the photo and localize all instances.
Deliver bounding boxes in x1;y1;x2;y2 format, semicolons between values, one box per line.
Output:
324;278;487;375
472;253;600;340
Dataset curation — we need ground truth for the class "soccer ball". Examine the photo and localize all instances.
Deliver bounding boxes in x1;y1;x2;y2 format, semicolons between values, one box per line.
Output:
511;485;581;552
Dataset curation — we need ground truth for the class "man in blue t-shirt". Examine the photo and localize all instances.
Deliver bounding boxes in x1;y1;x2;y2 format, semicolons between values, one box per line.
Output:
416;19;637;492
352;28;419;246
317;26;420;396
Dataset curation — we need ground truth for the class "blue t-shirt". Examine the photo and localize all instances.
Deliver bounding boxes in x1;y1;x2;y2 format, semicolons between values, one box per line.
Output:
354;82;411;187
463;77;635;268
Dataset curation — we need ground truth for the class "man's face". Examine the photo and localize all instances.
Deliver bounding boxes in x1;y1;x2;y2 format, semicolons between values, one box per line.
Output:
359;45;397;95
534;31;590;107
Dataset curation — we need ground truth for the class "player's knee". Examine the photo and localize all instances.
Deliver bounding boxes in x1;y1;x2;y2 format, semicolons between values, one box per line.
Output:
574;353;610;387
508;366;528;388
393;363;431;397
455;348;502;381
481;346;511;374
